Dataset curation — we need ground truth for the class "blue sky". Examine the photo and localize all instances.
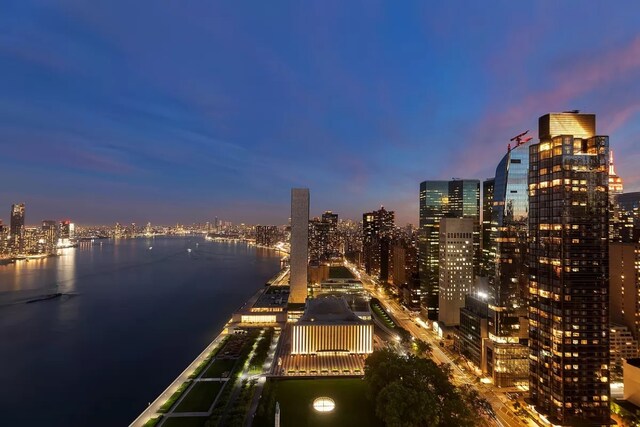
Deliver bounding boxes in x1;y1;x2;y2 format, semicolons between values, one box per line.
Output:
1;1;639;225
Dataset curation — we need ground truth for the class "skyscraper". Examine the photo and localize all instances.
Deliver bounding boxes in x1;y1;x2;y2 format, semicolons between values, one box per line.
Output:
42;220;58;253
308;211;339;262
609;150;625;242
256;225;279;247
362;207;394;282
484;140;530;387
10;203;25;252
419;180;479;320
289;188;310;306
528;113;610;425
438;218;474;326
481;178;495;279
610;243;640;341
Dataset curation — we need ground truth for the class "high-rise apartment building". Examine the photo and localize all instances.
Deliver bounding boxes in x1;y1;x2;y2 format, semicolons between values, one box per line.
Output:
289;188;309;306
438;218;474;326
362;207;394;282
309;211;339;262
256;225;279;247
528;112;610;425
610;243;640;340
10;203;25;252
42;220;58;253
419;180;479;320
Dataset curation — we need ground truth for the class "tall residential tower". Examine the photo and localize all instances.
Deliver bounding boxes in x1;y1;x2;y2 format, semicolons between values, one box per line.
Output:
528;113;610;425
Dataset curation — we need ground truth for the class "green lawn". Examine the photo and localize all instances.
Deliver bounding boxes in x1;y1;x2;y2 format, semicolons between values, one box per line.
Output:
158;381;192;413
328;266;355;279
142;416;162;427
202;358;238;378
160;417;209;427
173;381;224;413
253;379;384;427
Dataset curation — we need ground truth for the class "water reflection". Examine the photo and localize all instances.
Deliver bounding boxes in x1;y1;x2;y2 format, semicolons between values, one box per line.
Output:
56;247;76;293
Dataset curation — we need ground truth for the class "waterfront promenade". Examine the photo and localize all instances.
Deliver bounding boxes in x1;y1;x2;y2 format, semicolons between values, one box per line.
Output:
129;328;230;427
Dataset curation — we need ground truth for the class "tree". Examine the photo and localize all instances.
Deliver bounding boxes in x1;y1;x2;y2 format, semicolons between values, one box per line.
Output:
364;349;486;427
413;339;432;357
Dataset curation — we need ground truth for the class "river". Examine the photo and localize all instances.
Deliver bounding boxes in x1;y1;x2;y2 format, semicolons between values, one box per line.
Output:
0;236;281;426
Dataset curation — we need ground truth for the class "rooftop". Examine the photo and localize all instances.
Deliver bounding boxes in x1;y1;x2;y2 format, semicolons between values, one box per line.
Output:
299;296;365;324
626;358;640;369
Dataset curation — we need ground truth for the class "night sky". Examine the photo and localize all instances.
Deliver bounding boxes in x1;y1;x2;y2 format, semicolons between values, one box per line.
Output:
1;1;639;225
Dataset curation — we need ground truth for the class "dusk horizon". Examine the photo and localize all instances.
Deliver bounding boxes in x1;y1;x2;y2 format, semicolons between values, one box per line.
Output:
3;1;640;225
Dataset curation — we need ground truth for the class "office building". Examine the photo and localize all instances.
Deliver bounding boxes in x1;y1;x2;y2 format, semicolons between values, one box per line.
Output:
458;294;489;369
419;180;479;320
362;207;394;282
481;178;495;279
528;112;610;425
471;140;532;387
289;188;310;306
438;217;474;326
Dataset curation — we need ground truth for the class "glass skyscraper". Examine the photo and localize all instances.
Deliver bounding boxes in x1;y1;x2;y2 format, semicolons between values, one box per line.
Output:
528;113;610;425
419;180;479;320
485;141;530;387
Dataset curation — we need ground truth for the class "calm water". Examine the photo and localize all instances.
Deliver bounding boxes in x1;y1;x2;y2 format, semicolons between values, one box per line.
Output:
0;237;281;426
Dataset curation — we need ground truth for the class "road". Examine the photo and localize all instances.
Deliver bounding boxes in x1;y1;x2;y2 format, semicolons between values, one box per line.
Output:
348;263;533;427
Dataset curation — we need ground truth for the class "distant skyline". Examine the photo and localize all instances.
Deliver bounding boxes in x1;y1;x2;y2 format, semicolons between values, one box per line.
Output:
1;1;640;225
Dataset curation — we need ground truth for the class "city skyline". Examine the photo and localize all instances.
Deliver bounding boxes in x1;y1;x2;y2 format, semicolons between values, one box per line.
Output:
2;2;640;225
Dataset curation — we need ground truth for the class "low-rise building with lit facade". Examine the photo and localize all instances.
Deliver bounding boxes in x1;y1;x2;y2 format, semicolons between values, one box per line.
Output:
291;296;373;355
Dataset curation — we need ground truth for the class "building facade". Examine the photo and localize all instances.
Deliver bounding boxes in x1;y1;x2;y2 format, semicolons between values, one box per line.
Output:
528;112;610;425
289;188;310;305
362;207;394;282
610;243;640;341
291;297;373;355
10;203;25;253
483;141;531;387
419;180;480;320
256;225;279;247
438;217;474;326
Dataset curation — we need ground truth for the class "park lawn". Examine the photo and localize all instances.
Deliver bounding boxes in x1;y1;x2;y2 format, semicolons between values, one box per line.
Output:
328;266;355;279
158;381;192;413
160;417;208;427
173;381;224;413
202;358;238;378
142;416;162;427
254;378;384;427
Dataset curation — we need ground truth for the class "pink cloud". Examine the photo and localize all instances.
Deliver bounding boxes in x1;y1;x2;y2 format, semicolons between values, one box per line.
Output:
451;35;640;179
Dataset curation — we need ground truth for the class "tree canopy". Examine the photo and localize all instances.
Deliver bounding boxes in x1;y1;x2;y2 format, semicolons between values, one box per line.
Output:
364;349;492;427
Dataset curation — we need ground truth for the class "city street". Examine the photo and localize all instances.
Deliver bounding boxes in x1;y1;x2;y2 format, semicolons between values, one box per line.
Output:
349;264;533;427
